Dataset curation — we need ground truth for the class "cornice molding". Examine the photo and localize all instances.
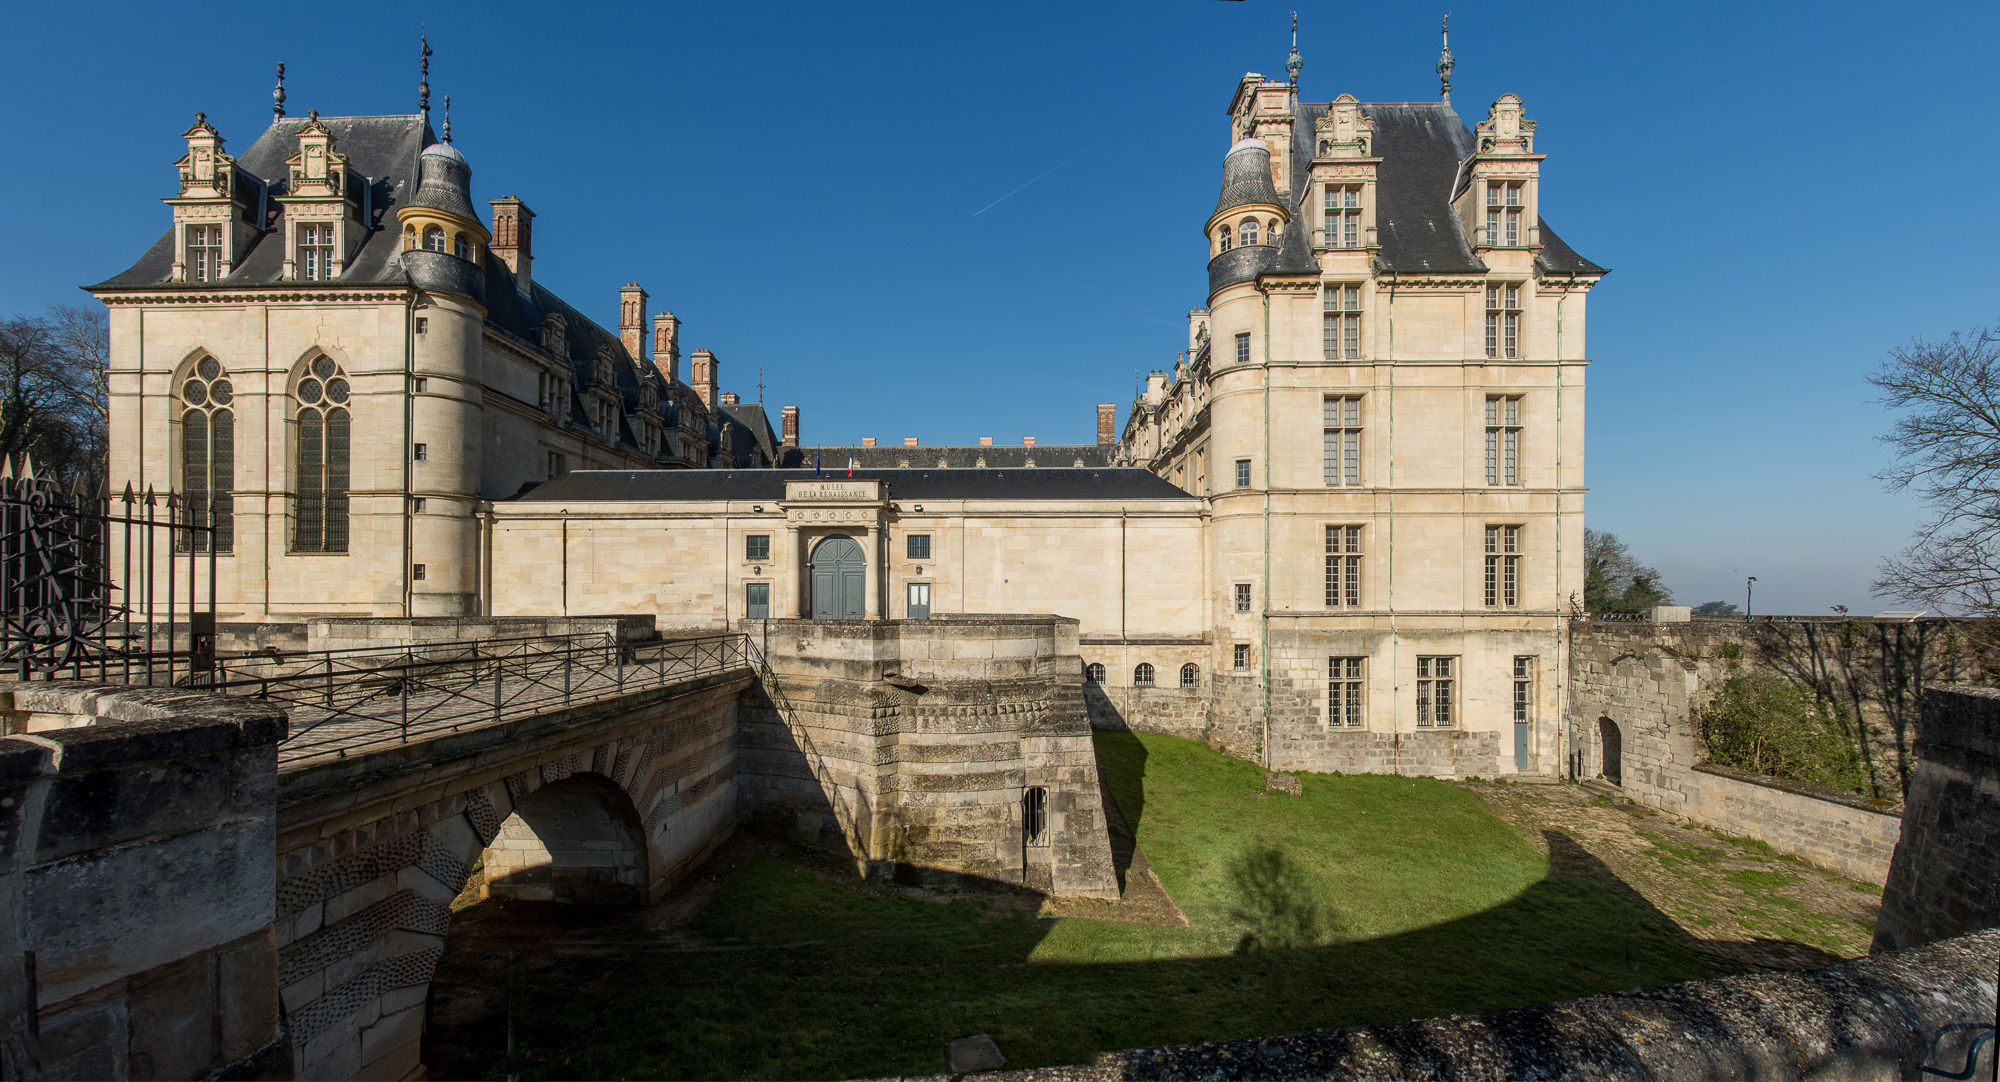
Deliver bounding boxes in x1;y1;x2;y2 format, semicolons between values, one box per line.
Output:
95;287;412;306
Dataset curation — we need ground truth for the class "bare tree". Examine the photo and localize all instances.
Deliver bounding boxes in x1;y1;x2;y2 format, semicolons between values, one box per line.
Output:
1584;528;1673;612
0;305;110;485
1871;324;2000;614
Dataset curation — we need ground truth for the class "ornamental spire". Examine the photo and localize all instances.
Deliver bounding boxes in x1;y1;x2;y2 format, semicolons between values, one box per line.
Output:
1285;11;1302;89
273;62;286;119
1437;14;1455;105
442;95;452;143
419;30;432;118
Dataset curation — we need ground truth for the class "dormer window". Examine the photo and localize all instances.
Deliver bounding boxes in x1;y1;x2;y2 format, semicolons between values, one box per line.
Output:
1484;182;1524;246
424;226;445;252
1239;219;1259;247
187;225;223;282
1324;185;1361;249
299;224;335;281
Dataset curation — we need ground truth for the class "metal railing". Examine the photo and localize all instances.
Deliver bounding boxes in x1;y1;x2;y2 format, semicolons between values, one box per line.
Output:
213;632;755;766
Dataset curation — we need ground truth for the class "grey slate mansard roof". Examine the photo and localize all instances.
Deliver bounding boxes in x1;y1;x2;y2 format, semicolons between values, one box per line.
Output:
511;467;1190;503
1207;99;1606;296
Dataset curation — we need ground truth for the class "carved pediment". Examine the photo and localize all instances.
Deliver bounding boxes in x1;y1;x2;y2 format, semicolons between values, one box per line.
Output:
541;312;567;356
1315;94;1375;158
1476;94;1537;155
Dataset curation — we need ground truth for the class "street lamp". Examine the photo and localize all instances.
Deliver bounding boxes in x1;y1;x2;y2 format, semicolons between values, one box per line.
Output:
1746;576;1757;620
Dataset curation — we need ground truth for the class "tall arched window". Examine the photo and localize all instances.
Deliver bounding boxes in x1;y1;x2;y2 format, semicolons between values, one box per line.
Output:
1134;663;1155;686
1239;219;1259;247
1219;228;1232;253
1180;663;1199;688
423;226;445;252
293;355;351;553
179;357;234;553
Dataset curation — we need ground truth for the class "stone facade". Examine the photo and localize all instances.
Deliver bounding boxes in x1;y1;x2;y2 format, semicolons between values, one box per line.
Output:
1874;686;2000;952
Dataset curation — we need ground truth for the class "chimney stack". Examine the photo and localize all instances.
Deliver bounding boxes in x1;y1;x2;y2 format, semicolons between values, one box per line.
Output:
691;349;718;408
652;312;680;386
1022;436;1035;447
1097;403;1116;445
490;197;535;287
719;391;740;405
979;437;992;446
780;406;799;446
903;437;918;447
618;284;648;362
862;437;877;447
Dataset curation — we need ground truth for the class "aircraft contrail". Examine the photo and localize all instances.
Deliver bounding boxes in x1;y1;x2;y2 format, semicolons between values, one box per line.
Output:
973;146;1093;216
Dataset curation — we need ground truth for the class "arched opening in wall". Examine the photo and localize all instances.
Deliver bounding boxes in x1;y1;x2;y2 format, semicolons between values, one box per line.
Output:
1598;717;1623;787
483;773;652;905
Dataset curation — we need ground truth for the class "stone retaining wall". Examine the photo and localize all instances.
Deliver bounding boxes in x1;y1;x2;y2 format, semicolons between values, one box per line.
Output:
1680;763;1902;883
1875;685;2000;952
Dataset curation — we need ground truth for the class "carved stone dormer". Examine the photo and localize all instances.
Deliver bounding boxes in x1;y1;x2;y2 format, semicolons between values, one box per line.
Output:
278;114;363;281
592;344;617;390
165;114;260;283
1456;94;1546;254
540;312;568;357
1311;94;1382;255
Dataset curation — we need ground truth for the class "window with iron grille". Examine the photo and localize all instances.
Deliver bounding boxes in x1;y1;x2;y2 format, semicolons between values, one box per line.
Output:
1234;459;1251;489
1323;184;1361;248
1322;396;1361;485
1234;582;1252;613
1322;284;1361;359
1484;181;1524;246
1485;284;1521;359
1329;656;1364;727
907;534;931;560
179;356;234;552
1324;525;1362;607
293;355;351;553
1235;333;1251;365
1085;663;1105;682
1485;395;1522;485
1180;663;1198;688
186;225;223;283
1134;663;1155;685
1484;525;1521;607
1513;656;1535;727
299;224;336;281
1234;643;1249;670
746;534;771;561
1416;656;1455;726
1023;787;1049;846
412;563;427;581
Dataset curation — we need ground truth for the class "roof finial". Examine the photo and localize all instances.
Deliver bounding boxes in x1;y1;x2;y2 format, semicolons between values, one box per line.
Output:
273;62;286;119
419;29;432;118
1437;13;1455;105
1285;11;1302;89
442;95;452;143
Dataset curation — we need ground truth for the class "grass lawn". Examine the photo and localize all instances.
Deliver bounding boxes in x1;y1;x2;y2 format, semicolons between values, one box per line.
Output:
432;732;1718;1080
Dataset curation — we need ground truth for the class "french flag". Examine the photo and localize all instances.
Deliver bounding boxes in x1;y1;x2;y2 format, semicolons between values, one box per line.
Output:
847;452;856;478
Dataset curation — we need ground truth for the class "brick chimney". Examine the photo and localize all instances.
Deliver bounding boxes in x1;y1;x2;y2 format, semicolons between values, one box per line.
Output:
979;437;992;446
652;312;680;386
1022;436;1035;447
618;284;648;362
780;405;799;445
1097;403;1116;445
691;349;718;408
490;197;535;287
903;437;918;447
862;437;876;447
719;392;740;405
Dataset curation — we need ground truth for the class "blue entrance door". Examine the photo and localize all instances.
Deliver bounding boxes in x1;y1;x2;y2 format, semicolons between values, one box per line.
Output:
810;535;866;619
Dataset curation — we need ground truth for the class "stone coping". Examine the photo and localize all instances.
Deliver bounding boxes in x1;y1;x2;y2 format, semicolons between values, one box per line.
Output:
0;682;286;781
1690;761;1903;816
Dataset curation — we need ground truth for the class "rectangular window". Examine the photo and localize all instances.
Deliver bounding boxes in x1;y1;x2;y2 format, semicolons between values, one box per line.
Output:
299;223;335;281
1234;643;1250;670
1322;396;1362;485
1484;181;1524;246
906;534;932;560
413;442;428;462
1234;459;1251;488
411;498;426;513
1322;184;1361;249
746;534;771;561
746;582;771;619
186;224;223;283
1234;582;1253;613
907;582;931;619
1322;284;1361;359
412;563;427;581
1416;656;1455;726
1513;656;1535;726
1324;525;1362;608
546;451;566;479
1484;284;1522;359
1329;656;1364;727
1235;332;1251;365
1484;395;1522;485
415;317;429;334
1484;525;1522;607
414;377;428;393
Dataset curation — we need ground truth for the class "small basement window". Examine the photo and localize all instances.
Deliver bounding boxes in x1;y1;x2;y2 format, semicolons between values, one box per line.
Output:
1023;786;1049;847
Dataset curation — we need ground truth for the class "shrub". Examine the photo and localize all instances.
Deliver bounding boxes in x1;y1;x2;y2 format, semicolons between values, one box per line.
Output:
1696;674;1864;793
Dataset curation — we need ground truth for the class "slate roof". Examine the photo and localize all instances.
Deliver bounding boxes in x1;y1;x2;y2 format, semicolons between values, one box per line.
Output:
717;403;779;466
511;467;1189;503
1206;98;1605;296
773;445;1114;470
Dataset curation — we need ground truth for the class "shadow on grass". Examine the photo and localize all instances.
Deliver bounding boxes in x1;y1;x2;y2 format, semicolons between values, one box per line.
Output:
1091;726;1148;891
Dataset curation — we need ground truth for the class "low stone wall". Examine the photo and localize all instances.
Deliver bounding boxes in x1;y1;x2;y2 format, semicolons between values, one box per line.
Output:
1083;683;1206;740
976;927;2000;1082
1876;686;2000;952
306;613;659;652
744;616;1118;898
0;683;287;1081
1678;763;1902;884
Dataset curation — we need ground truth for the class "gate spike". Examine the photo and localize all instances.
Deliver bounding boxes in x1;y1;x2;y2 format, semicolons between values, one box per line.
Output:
144;485;158;507
19;454;35;481
122;482;134;504
1;457;14;483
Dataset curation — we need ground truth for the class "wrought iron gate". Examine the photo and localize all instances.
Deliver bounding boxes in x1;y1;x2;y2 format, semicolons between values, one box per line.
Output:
0;457;218;683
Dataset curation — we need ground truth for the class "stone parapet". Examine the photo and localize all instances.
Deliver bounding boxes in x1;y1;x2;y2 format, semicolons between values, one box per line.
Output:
1681;763;1901;884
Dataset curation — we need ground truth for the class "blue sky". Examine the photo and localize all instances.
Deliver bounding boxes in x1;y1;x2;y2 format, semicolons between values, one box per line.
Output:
4;1;1996;616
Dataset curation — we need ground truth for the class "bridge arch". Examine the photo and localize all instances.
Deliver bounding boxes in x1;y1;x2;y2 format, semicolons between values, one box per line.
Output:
485;771;653;905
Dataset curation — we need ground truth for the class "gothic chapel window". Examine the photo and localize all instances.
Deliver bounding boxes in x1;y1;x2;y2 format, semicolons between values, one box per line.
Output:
179;357;234;552
293;356;351;553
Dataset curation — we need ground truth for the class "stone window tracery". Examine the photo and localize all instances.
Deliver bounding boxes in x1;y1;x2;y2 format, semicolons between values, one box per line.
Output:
179;356;234;552
293;355;351;553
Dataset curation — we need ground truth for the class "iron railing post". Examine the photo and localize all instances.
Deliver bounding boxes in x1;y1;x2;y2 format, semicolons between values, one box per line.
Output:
492;642;502;722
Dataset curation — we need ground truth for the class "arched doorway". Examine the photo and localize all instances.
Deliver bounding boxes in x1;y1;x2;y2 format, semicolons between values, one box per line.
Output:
484;773;651;905
810;534;866;620
1598;717;1623;786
